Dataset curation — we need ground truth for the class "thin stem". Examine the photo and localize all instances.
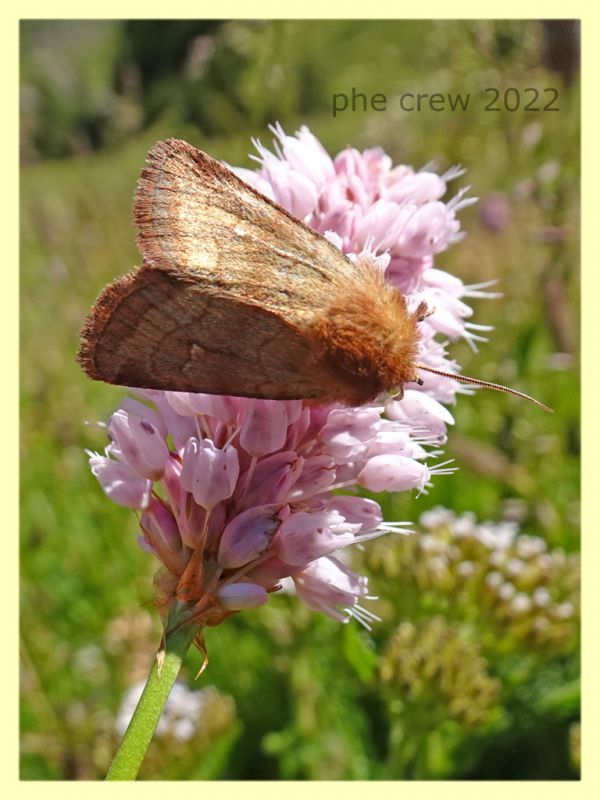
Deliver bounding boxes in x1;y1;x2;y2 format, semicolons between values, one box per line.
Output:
105;602;202;780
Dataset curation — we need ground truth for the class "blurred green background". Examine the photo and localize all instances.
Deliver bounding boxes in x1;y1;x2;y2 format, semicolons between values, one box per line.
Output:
20;19;580;780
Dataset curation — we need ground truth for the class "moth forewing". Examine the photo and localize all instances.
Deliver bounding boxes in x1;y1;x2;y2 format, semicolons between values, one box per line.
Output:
133;138;360;320
77;265;337;399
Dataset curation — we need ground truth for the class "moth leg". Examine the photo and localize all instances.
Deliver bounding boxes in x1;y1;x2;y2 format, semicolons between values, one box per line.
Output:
414;300;435;322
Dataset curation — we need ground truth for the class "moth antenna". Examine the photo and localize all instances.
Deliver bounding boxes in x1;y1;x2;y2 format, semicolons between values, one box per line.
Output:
415;364;554;413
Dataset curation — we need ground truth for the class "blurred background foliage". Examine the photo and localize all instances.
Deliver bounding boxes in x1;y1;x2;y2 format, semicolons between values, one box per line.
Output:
20;19;579;780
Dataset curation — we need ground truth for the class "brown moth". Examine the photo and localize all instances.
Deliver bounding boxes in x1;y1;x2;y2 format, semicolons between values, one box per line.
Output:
77;138;551;411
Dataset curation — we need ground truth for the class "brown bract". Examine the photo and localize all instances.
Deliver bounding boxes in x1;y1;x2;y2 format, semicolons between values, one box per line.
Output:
77;138;422;405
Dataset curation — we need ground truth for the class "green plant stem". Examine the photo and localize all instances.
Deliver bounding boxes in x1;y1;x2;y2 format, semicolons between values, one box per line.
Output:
105;602;201;780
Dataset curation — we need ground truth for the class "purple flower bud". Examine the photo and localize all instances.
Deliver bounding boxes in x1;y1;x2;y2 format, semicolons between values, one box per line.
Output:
333;146;363;177
276;510;360;566
162;392;195;416
385;390;454;437
358;454;429;493
218;504;285;569
188;394;245;426
395;202;460;257
180;438;239;510
290;454;335;498
178;493;209;549
162;455;184;515
283;400;304;425
385;255;432;294
354;199;408;251
326;495;383;533
320;407;380;462
366;429;412;457
239;399;289;456
386;170;447;204
421;267;465;296
217;582;269;610
233;166;278;200
88;452;151;509
293;556;369;622
119;397;167;438
140;498;188;574
259;157;319;219
245;555;297;586
284;407;311;450
239;452;303;508
148;393;196;450
108;408;170;481
276;124;335;187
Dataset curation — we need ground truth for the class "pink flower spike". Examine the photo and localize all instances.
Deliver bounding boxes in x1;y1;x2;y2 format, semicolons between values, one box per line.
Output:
218;504;285;569
240;399;289;456
180;438;239;510
108;408;169;481
217;582;269;610
88;451;151;509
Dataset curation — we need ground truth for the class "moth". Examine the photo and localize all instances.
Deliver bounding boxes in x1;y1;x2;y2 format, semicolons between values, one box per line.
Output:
78;138;550;411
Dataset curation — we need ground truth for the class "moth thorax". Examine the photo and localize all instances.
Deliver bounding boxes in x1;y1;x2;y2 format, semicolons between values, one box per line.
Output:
313;282;421;406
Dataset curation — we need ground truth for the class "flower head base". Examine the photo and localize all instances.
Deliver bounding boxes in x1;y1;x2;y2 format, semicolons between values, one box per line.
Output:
87;125;487;633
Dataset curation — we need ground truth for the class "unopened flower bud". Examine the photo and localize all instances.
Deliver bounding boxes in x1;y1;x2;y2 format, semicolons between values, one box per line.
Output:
88;452;151;509
358;454;429;493
240;399;289;456
218;504;285;569
180;438;239;510
108;408;170;481
140;498;188;574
